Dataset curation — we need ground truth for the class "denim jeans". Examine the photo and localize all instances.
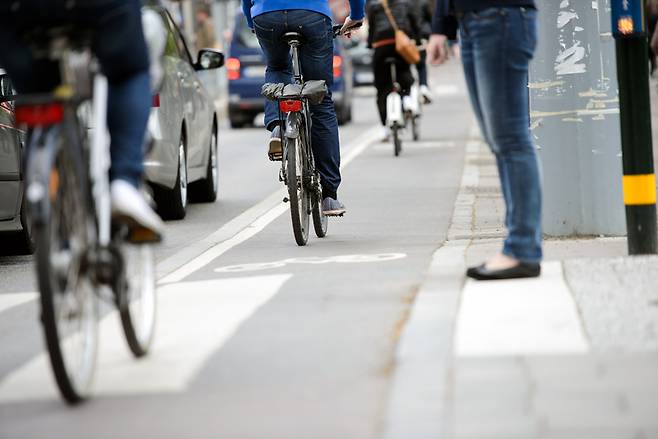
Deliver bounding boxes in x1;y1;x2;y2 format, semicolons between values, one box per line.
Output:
460;7;543;262
0;0;150;188
253;10;341;199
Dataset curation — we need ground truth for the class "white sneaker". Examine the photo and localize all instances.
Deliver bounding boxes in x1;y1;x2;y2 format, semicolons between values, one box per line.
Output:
420;85;434;104
111;179;164;242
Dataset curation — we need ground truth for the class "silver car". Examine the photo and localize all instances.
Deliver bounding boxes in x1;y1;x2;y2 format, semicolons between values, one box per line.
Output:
0;70;33;254
145;6;224;220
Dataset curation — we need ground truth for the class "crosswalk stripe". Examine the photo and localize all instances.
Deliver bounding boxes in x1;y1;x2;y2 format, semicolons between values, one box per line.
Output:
0;274;291;402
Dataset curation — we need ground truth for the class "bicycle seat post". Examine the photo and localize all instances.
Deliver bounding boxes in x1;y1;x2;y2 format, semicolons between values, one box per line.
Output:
283;32;304;84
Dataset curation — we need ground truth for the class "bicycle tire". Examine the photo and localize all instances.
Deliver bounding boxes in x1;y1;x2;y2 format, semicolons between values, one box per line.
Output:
286;135;310;246
118;243;156;357
393;123;402;157
412;115;420;141
33;129;98;404
311;180;328;238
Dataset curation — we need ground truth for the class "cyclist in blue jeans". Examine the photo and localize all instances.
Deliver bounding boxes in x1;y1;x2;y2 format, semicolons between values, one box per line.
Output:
242;0;365;216
0;0;164;240
428;0;542;280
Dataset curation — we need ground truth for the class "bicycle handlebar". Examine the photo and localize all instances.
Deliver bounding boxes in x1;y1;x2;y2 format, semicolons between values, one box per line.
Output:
332;21;363;38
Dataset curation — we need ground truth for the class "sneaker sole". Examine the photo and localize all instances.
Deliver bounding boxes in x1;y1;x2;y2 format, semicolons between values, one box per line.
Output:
323;209;346;217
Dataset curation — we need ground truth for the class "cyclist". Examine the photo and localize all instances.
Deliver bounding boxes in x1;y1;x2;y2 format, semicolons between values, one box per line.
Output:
241;0;366;216
366;0;420;140
0;0;164;241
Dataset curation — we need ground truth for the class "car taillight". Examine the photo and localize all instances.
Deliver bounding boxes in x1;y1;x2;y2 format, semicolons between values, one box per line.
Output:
226;57;241;80
15;103;64;127
152;94;160;107
279;99;302;113
333;55;342;78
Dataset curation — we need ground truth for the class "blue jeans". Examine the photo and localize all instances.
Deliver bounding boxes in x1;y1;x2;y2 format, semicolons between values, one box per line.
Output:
460;7;543;262
253;10;341;199
0;0;150;188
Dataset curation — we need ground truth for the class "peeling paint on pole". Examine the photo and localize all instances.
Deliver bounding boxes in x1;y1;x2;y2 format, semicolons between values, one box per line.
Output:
530;0;625;236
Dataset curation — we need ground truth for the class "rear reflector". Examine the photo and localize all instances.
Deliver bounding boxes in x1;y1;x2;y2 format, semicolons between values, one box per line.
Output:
152;94;160;107
279;99;302;113
15;103;64;127
226;57;241;80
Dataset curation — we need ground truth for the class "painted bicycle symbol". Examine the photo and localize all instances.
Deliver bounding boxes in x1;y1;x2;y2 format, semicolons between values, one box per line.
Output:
214;253;407;273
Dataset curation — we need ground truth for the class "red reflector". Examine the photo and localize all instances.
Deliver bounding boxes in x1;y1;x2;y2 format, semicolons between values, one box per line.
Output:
279;99;302;113
15;103;64;127
226;57;241;80
152;94;160;107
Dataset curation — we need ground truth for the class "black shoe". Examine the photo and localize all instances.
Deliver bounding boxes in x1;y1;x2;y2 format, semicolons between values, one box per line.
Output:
268;126;283;161
466;262;541;281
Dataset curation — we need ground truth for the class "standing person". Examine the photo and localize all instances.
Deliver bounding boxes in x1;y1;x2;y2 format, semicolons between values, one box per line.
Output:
195;3;217;53
427;0;542;280
242;0;365;216
367;0;420;140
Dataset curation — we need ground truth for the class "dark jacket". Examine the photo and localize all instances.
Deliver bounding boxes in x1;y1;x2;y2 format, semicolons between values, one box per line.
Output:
431;0;536;39
367;0;421;47
413;0;433;40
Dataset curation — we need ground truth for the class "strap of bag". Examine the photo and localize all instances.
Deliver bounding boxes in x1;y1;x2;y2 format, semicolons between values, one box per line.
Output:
380;0;400;32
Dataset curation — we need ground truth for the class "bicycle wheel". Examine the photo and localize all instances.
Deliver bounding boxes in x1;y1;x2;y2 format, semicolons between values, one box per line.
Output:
392;123;402;157
286;135;310;246
34;132;98;404
311;176;328;238
411;115;420;141
118;242;156;357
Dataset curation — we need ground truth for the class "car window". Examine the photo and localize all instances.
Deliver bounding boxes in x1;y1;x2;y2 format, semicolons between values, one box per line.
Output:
165;12;194;64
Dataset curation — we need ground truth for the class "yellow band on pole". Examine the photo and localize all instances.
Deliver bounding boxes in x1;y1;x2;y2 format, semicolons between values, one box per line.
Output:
623;174;657;205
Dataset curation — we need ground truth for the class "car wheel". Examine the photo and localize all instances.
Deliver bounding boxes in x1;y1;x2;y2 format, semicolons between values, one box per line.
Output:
153;132;187;220
337;103;351;126
4;197;36;255
189;122;219;203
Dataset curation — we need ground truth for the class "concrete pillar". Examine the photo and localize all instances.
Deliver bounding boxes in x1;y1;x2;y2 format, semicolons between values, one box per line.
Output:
530;0;626;236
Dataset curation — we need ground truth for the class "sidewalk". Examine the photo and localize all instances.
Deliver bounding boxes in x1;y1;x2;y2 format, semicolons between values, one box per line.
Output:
384;128;658;438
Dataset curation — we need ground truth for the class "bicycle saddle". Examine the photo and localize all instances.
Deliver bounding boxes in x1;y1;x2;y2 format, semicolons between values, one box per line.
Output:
282;31;305;45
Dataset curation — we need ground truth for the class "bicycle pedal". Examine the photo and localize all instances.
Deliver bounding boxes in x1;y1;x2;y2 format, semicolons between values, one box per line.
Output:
269;153;283;162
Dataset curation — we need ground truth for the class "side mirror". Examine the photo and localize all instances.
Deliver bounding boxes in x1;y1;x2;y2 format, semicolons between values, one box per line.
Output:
196;49;225;70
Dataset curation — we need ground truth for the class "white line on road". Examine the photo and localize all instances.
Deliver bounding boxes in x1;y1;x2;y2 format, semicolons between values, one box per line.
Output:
0;275;291;401
455;261;589;356
159;125;381;284
0;292;38;313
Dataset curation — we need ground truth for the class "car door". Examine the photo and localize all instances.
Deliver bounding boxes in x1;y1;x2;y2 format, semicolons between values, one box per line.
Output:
169;16;209;171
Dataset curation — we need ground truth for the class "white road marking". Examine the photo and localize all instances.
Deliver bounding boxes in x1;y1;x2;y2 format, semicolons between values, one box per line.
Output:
159;125;381;284
372;140;456;151
214;253;407;273
0;275;290;401
455;261;589;356
0;292;38;313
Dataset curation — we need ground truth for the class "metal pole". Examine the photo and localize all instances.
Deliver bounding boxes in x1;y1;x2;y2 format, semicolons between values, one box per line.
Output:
612;0;658;254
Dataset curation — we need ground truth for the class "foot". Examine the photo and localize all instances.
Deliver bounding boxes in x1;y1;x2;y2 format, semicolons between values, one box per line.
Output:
466;253;540;281
322;197;346;216
420;85;434;104
380;126;391;142
111;179;164;243
268;125;283;161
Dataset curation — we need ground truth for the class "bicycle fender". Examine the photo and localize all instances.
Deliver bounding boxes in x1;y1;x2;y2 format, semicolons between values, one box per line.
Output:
25;126;62;227
284;112;302;139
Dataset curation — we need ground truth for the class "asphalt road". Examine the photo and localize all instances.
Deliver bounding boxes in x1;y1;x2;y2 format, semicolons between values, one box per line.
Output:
0;63;471;439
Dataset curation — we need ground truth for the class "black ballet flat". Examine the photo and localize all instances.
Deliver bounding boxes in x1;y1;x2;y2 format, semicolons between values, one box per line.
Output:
466;262;541;281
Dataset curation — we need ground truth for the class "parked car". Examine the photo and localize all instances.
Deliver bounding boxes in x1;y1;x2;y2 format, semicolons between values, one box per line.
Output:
144;5;224;220
346;38;374;87
0;70;33;254
227;13;354;128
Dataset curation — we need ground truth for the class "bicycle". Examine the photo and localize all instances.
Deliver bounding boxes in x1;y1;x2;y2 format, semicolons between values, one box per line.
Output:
385;59;423;156
262;22;361;246
15;27;157;404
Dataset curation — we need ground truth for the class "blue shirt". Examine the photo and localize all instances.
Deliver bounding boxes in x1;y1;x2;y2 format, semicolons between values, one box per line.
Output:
242;0;366;29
